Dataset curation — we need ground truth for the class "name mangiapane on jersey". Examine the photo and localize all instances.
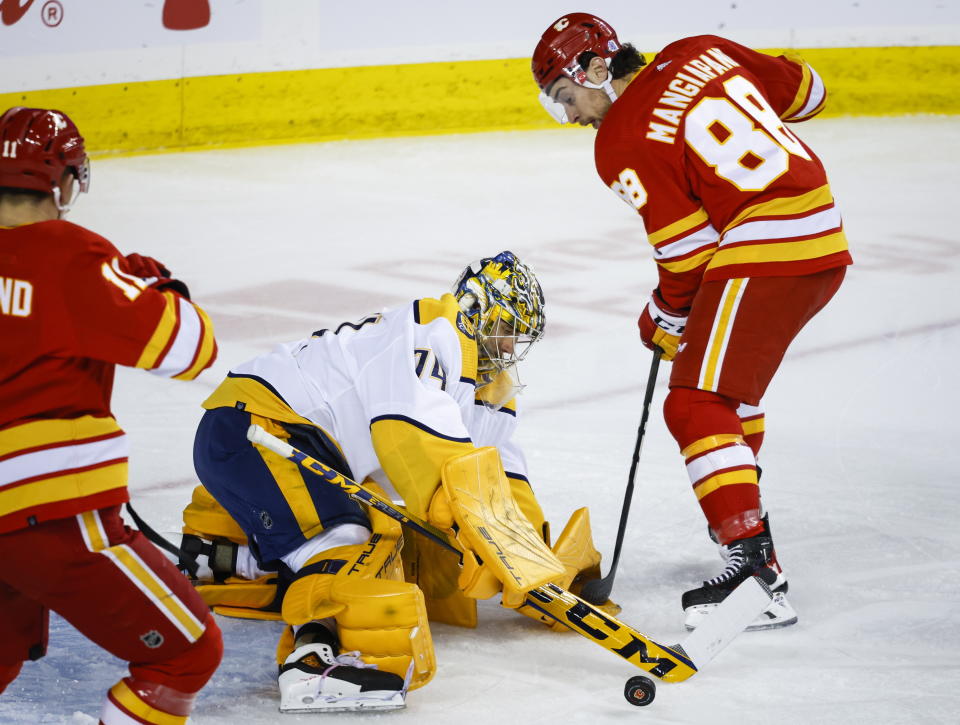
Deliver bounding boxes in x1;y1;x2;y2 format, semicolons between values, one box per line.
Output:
647;47;742;144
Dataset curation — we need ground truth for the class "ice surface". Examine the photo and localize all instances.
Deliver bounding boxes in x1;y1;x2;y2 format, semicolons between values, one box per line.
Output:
3;117;959;724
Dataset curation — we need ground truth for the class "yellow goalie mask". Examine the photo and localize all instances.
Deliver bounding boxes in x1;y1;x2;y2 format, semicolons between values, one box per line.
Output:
453;251;545;409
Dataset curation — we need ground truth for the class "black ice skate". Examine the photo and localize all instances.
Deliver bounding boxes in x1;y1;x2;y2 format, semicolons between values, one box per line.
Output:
683;532;797;631
278;622;406;712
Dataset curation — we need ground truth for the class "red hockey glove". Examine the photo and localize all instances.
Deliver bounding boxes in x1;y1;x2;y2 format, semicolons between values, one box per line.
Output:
124;253;191;299
638;290;688;361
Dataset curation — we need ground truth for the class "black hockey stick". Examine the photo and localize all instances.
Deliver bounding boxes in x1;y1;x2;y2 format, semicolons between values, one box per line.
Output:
579;348;662;605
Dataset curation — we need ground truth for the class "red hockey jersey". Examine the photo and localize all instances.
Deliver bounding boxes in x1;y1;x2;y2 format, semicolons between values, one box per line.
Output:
0;220;218;533
594;35;853;310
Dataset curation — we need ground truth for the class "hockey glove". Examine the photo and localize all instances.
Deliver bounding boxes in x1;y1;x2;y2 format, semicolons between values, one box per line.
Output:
639;289;688;361
124;252;192;299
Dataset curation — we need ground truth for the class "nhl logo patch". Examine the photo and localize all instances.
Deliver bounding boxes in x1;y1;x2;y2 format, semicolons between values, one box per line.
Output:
141;630;164;649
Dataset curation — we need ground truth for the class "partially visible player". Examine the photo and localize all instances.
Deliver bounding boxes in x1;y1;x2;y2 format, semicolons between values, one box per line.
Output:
179;251;610;712
0;107;222;724
532;15;853;629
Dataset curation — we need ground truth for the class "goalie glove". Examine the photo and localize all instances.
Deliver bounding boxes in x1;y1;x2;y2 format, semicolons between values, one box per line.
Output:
638;289;688;361
427;447;565;608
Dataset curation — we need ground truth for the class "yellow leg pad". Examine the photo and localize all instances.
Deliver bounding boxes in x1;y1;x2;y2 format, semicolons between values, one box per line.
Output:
195;575;280;611
182;484;248;544
401;532;478;629
333;577;435;690
440;447;565;607
551;507;602;591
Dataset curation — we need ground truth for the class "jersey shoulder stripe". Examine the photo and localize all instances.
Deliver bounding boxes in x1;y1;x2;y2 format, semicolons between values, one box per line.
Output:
412;294;478;382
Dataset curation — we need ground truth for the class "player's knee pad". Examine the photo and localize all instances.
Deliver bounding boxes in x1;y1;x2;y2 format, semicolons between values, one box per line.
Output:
279;500;436;690
0;662;22;693
663;387;742;449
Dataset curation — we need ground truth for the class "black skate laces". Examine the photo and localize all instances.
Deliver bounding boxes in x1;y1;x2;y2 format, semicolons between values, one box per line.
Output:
705;546;748;586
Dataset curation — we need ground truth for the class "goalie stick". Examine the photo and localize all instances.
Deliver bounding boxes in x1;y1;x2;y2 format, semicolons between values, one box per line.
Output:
246;424;771;683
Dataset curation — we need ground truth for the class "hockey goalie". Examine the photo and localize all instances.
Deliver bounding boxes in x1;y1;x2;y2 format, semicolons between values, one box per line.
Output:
177;251;616;711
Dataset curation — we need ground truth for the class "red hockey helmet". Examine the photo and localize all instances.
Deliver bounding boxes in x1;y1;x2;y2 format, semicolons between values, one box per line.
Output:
531;13;621;92
0;107;90;204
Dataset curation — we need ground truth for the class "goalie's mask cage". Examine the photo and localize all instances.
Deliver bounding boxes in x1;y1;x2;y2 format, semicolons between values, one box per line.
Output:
453;251;545;407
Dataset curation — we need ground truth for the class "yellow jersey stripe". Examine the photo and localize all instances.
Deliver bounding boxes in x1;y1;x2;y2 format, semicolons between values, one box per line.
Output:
710;230;848;268
0;462;127;512
782;61;813;119
136;292;179;369
725;184;834;230
0;416;122;456
694;470;759;501
681;433;746;459
648;207;710;245
657;247;716;274
103;544;206;642
741;417;765;436
109;679;188;725
173;304;217;381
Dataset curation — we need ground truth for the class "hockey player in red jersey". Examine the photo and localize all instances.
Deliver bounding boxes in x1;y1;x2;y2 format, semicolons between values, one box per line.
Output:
532;15;852;630
0;107;223;723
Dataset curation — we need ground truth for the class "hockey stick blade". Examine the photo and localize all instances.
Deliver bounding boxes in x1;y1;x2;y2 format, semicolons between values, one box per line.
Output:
673;576;774;670
246;424;699;682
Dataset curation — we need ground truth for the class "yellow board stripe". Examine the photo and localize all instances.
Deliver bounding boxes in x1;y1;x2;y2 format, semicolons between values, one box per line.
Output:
782;59;813;119
725;184;834;231
694;470;759;501
135;291;179;370
173;303;217;381
711;230;848;267
682;433;746;459
103;544;205;643
0;415;121;455
0;462;127;512
110;679;188;725
647;207;710;245
699;279;747;391
2;46;953;159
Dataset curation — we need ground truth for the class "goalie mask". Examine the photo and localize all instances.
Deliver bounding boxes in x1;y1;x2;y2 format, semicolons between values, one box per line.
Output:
453;251;545;408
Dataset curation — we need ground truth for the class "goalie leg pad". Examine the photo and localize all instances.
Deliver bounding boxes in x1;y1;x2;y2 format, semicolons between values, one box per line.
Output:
437;447;565;608
278;622;406;713
278;507;435;691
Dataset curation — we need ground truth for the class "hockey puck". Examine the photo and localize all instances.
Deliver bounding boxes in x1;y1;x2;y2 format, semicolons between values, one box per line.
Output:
623;675;656;706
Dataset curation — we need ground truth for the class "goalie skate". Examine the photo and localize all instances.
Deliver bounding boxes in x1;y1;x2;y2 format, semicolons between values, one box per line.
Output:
278;631;406;712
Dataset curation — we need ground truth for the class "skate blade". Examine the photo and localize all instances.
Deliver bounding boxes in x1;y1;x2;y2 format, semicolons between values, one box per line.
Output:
280;695;405;713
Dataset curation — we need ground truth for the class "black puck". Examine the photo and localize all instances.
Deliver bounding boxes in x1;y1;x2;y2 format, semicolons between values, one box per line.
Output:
623;675;656;706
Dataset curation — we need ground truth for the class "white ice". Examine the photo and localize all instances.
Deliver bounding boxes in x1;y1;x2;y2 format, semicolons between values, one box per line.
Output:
3;116;959;724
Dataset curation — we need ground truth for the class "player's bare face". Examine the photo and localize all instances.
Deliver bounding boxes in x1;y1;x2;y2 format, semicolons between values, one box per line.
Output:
550;79;612;128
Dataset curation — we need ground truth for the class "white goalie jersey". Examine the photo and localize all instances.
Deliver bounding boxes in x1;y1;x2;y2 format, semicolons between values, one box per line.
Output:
202;293;529;516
